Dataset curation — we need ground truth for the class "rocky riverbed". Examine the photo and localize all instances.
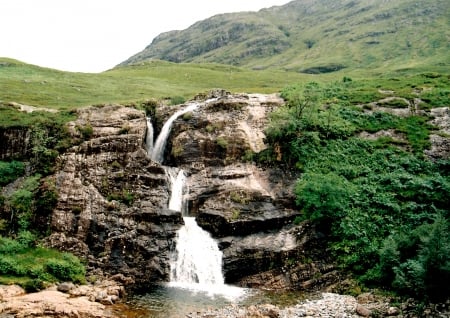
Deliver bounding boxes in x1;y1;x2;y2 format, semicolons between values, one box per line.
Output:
186;292;450;318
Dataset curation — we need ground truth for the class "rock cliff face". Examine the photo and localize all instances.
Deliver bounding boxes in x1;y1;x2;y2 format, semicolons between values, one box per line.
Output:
43;93;335;290
0;127;31;160
157;91;335;289
44;105;183;285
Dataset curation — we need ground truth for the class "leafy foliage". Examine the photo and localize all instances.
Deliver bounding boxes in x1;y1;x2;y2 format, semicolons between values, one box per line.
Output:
265;79;450;301
0;234;86;289
0;161;25;186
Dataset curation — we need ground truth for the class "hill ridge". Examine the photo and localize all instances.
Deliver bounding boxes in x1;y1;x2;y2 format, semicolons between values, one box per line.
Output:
119;0;450;73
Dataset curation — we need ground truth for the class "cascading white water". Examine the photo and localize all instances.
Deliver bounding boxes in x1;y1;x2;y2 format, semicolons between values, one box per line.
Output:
171;217;225;286
167;167;225;286
167;168;186;212
145;117;154;155
148;98;245;299
151;103;199;163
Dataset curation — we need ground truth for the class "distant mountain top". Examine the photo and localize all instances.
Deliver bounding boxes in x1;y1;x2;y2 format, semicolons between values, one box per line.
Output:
119;0;449;73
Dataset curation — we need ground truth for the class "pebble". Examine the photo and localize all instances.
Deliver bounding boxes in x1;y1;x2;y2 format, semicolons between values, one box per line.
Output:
187;293;360;318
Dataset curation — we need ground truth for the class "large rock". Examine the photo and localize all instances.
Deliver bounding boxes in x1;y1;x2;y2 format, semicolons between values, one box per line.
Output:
0;283;124;318
45;105;183;286
156;93;334;289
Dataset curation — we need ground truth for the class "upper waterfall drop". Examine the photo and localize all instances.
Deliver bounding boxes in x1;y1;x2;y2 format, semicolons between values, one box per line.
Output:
151;103;199;163
145;117;154;156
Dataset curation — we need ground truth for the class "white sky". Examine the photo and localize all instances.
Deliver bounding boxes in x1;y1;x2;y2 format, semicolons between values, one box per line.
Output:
0;0;291;73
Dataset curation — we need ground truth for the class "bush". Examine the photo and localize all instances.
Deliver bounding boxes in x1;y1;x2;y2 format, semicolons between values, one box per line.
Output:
0;236;24;254
0;161;25;186
216;136;228;149
296;172;355;224
45;254;86;283
23;278;45;292
76;124;94;140
271;79;450;301
0;256;20;275
376;215;450;301
17;231;36;248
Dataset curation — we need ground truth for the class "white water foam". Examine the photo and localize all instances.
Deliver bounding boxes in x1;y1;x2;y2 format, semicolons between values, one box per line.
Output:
145;116;154;155
151;103;199;163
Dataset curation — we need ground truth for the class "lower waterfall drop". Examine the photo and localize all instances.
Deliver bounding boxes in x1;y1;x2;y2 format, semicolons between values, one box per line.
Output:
167;168;245;299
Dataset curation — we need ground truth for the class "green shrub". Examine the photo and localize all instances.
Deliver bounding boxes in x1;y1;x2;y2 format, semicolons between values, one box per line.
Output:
182;111;193;121
0;256;21;275
0;236;24;254
45;254;86;283
0;161;25;186
23;278;45;292
216;136;228;149
296;172;356;224
17;231;36;248
141;99;158;116
76;124;93;140
107;189;135;206
118;125;130;135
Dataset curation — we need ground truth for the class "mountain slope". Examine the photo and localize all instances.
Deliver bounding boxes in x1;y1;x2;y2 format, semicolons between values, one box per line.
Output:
119;0;450;73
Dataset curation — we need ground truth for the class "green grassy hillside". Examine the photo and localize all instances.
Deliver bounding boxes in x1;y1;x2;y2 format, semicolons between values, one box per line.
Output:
0;58;317;108
120;0;449;74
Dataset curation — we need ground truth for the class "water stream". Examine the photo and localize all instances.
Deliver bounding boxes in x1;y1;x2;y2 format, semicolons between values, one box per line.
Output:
148;102;246;288
145;116;154;155
151;103;199;163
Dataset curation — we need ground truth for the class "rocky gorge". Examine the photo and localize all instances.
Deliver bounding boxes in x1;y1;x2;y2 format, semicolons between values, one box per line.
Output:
38;90;336;291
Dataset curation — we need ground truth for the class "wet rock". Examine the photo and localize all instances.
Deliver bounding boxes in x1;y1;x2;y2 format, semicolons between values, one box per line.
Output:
57;282;75;293
356;304;372;317
387;306;400;316
44;105;183;286
0;127;31;160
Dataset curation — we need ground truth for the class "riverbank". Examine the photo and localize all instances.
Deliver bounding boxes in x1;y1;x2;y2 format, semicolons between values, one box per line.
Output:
185;292;450;318
0;279;125;317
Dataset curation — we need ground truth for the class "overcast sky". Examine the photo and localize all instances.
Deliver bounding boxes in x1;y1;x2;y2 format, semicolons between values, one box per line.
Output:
0;0;291;73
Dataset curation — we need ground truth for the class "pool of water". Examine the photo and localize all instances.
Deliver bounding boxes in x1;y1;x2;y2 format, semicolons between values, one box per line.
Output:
114;284;308;318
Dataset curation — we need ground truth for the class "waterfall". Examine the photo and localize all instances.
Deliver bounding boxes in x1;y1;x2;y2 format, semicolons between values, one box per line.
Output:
150;98;245;299
170;217;225;286
167;168;186;213
151;103;199;163
167;167;225;286
145;117;154;155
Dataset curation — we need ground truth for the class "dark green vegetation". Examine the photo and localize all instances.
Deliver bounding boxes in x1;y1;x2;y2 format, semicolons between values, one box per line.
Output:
120;0;449;74
260;75;449;302
0;232;85;291
0;106;84;289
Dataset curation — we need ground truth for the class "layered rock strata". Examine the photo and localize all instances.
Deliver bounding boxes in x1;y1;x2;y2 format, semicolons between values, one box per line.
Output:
44;105;183;285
